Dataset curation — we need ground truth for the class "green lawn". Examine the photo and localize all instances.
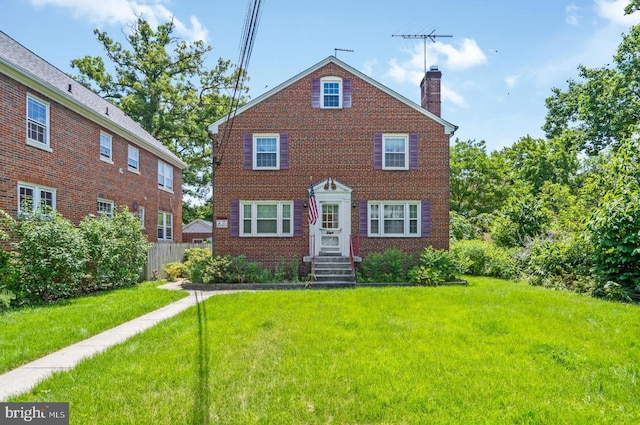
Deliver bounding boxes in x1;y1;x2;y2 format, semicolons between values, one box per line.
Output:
0;281;188;373
11;277;640;424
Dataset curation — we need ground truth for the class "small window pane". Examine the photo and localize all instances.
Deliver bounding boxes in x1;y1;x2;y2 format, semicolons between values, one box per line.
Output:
256;137;277;168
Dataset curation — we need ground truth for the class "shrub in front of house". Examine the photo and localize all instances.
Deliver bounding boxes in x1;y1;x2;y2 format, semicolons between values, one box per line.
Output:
79;208;151;291
162;262;189;281
409;246;469;286
357;248;418;283
5;210;88;304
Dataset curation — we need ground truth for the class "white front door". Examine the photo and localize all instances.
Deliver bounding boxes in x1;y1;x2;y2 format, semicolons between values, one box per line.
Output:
309;179;352;257
320;203;341;254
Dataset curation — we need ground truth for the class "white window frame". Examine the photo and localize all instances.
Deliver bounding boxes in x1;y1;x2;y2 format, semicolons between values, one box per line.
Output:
138;206;145;228
158;161;174;191
26;94;51;151
97;199;114;217
253;134;280;170
128;145;140;173
383;134;409;170
17;182;56;215
157;211;173;241
321;76;342;109
368;201;420;237
100;132;113;163
240;201;293;237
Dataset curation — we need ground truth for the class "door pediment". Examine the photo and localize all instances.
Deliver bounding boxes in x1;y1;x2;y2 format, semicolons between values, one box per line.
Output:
312;178;352;196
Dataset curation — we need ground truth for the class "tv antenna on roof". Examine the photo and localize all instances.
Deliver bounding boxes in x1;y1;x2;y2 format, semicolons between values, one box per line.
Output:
392;30;453;73
334;48;354;58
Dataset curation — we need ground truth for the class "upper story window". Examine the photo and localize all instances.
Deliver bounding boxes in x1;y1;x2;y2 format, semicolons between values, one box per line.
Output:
383;134;408;170
18;182;56;215
373;133;418;170
100;132;113;162
26;94;50;150
128;145;139;172
97;199;114;217
158;161;173;191
311;77;352;109
254;134;279;169
368;201;420;237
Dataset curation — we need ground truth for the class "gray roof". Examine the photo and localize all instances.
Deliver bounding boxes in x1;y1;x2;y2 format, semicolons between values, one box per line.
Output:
0;31;187;169
208;56;458;136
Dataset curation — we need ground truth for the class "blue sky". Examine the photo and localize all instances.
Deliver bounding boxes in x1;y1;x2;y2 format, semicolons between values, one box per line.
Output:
2;0;640;152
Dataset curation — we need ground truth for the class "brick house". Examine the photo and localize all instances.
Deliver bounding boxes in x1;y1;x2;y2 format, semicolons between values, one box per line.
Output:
0;32;187;242
207;56;456;272
182;219;213;243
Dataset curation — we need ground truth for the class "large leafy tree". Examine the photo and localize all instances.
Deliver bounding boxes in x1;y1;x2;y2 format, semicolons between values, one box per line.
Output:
71;18;245;201
543;24;640;154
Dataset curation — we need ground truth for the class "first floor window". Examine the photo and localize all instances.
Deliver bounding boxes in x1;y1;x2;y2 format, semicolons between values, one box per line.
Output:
18;183;56;215
369;201;420;237
158;211;173;241
97;199;114;217
138;206;145;228
241;201;292;237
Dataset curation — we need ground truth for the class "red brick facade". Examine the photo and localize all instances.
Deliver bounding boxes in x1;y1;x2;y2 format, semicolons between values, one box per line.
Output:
208;57;456;266
0;33;185;242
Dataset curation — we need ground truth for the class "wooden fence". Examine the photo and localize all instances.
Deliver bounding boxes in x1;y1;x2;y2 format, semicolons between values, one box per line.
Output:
144;243;209;280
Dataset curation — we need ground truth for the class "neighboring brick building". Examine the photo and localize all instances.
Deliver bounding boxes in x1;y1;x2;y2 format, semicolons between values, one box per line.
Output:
182;219;213;243
0;32;187;242
207;56;457;268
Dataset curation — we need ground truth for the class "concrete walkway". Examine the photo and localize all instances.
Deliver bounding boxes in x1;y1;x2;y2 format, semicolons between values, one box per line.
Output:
0;283;240;401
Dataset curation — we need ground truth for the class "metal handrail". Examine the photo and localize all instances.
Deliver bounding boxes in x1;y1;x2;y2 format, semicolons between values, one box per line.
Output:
310;234;316;281
349;235;355;279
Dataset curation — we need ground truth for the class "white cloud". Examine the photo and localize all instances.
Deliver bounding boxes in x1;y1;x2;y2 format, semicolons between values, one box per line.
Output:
29;0;207;41
442;84;467;109
430;38;487;70
505;75;519;89
566;5;582;25
595;0;640;26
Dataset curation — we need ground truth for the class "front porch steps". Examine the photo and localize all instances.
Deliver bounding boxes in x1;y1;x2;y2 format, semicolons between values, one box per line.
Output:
305;254;358;286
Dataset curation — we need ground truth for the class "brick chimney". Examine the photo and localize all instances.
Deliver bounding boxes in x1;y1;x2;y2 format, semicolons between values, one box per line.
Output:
421;65;442;116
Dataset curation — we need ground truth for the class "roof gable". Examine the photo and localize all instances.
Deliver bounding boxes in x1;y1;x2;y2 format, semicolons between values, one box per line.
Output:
183;219;213;233
0;31;187;169
208;56;457;135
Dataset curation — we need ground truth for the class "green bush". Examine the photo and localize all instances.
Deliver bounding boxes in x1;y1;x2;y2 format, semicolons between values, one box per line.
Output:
10;210;88;304
449;211;478;241
522;234;594;291
226;255;270;283
490;196;550;248
357;248;417;283
409;247;469;286
79;208;151;290
450;239;522;280
203;255;232;283
184;248;212;284
162;262;188;281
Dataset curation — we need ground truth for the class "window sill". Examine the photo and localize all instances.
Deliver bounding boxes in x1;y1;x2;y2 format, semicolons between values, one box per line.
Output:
158;186;174;194
26;139;52;152
128;167;141;175
100;157;114;165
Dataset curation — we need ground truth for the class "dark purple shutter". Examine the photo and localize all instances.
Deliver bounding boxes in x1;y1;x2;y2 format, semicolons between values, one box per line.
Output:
409;133;419;170
230;200;239;237
311;78;320;108
359;200;368;237
280;133;289;170
373;133;382;169
421;200;431;237
243;133;252;169
343;78;352;108
294;200;302;237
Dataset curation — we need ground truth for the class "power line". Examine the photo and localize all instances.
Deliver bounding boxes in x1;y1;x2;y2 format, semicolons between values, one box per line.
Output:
392;30;453;73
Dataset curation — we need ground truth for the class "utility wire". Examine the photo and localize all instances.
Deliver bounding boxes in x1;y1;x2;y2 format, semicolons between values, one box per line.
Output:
215;0;264;165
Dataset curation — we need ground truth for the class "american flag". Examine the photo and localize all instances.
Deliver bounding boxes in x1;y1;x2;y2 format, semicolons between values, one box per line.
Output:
308;184;318;225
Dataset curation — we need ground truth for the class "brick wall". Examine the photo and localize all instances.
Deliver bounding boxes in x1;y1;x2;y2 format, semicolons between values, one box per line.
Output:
212;62;450;266
0;73;183;242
